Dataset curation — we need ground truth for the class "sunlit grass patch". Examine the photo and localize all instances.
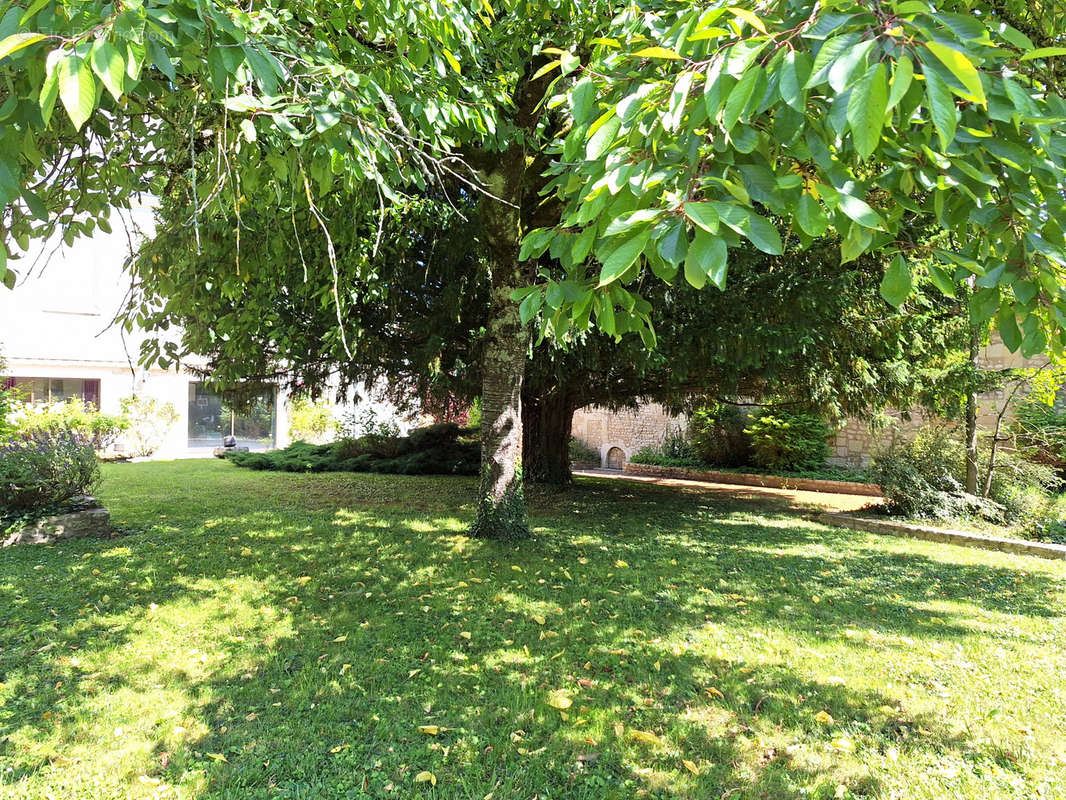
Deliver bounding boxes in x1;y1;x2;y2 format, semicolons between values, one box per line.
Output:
0;459;1063;799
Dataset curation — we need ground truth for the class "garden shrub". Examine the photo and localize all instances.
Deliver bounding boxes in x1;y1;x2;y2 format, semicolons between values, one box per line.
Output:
0;426;100;512
11;399;128;453
688;405;751;467
629;427;702;469
229;423;480;475
288;396;340;444
744;412;830;471
119;396;179;457
1012;397;1066;472
569;437;600;465
871;426;1058;523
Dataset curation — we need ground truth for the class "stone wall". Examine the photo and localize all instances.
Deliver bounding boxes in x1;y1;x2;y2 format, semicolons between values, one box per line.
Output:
571;403;684;469
572;337;1047;470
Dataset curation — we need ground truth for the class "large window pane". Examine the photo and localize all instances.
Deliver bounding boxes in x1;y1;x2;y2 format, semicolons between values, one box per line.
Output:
187;383;275;450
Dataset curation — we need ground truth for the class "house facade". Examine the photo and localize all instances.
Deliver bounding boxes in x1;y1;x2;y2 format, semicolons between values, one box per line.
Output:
0;208;293;458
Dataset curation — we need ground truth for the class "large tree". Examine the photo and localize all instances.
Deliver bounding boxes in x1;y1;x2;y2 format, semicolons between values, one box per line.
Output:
2;0;1065;536
129;187;964;486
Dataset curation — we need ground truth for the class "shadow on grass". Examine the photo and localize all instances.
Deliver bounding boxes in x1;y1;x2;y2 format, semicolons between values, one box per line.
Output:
0;464;1062;799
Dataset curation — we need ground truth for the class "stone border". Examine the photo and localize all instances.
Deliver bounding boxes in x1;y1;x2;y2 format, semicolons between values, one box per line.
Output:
818;512;1066;561
622;462;882;497
3;506;111;547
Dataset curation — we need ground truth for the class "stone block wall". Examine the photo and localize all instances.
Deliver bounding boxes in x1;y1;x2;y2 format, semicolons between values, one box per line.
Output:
572;336;1048;470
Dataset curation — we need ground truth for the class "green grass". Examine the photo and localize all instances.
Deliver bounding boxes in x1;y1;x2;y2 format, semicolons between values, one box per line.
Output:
1;460;1065;800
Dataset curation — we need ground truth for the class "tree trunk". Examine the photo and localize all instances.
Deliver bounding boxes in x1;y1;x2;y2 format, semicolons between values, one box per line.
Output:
965;325;980;494
523;391;575;485
470;147;531;540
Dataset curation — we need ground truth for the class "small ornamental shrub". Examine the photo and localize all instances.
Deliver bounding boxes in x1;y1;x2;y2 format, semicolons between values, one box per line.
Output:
688;405;752;467
744;412;830;472
229;423;480;475
569;437;600;465
629;427;703;469
120;396;180;457
870;426;1056;523
1012;398;1066;472
12;399;128;453
288;396;340;444
0;426;100;511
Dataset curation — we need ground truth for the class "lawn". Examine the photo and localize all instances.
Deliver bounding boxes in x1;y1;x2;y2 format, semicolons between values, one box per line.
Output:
1;461;1064;800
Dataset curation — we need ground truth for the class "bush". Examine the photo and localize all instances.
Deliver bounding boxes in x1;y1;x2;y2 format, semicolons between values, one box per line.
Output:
744;412;830;472
10;399;128;453
0;426;100;512
288;396;340;444
871;426;1058;523
229;423;480;476
688;405;751;467
569;437;600;465
119;396;179;457
1012;398;1066;472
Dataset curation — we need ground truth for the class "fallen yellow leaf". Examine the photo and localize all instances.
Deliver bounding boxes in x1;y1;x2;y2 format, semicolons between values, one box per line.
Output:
332;635;347;642
206;753;228;763
682;759;700;776
547;689;573;710
614;722;624;738
297;576;312;585
615;560;629;568
414;771;437;786
815;710;835;725
704;686;724;699
831;737;855;752
459;631;471;640
630;730;665;747
418;725;440;735
532;614;546;625
330;744;350;753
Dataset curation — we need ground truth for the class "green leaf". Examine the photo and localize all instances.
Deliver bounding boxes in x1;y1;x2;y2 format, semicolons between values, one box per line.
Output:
924;41;985;105
722;65;761;131
1019;46;1066;62
148;37;176;82
0;32;46;62
597;229;650;286
58;54;95;130
657;220;688;267
684;229;728;289
880;254;912;307
684;202;719;234
745;212;782;255
90;40;126;101
603;209;661;237
997;304;1022;352
519;291;543;325
837;192;885;230
847;62;887;159
664;71;693;132
925;68;956;150
927;263;956;297
586;115;620;160
632;46;681;60
39;55;60;125
888;56;913;110
806;34;861;88
796;193;828;236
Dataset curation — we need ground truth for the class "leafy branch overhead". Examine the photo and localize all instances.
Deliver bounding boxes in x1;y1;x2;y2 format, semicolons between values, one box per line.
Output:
1;0;1065;361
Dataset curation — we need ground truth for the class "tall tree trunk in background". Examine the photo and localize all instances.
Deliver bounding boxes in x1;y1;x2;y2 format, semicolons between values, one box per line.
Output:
470;146;530;540
965;324;980;494
523;391;575;485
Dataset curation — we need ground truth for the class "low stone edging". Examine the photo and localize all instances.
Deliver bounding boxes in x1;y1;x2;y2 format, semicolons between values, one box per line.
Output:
3;504;112;547
818;512;1066;561
622;462;882;497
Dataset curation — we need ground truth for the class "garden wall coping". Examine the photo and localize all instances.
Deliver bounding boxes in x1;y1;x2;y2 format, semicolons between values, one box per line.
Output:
818;512;1066;561
3;501;111;547
622;462;883;496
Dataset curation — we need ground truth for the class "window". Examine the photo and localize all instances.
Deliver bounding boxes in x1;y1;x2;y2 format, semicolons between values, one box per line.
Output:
187;382;276;449
6;377;100;408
